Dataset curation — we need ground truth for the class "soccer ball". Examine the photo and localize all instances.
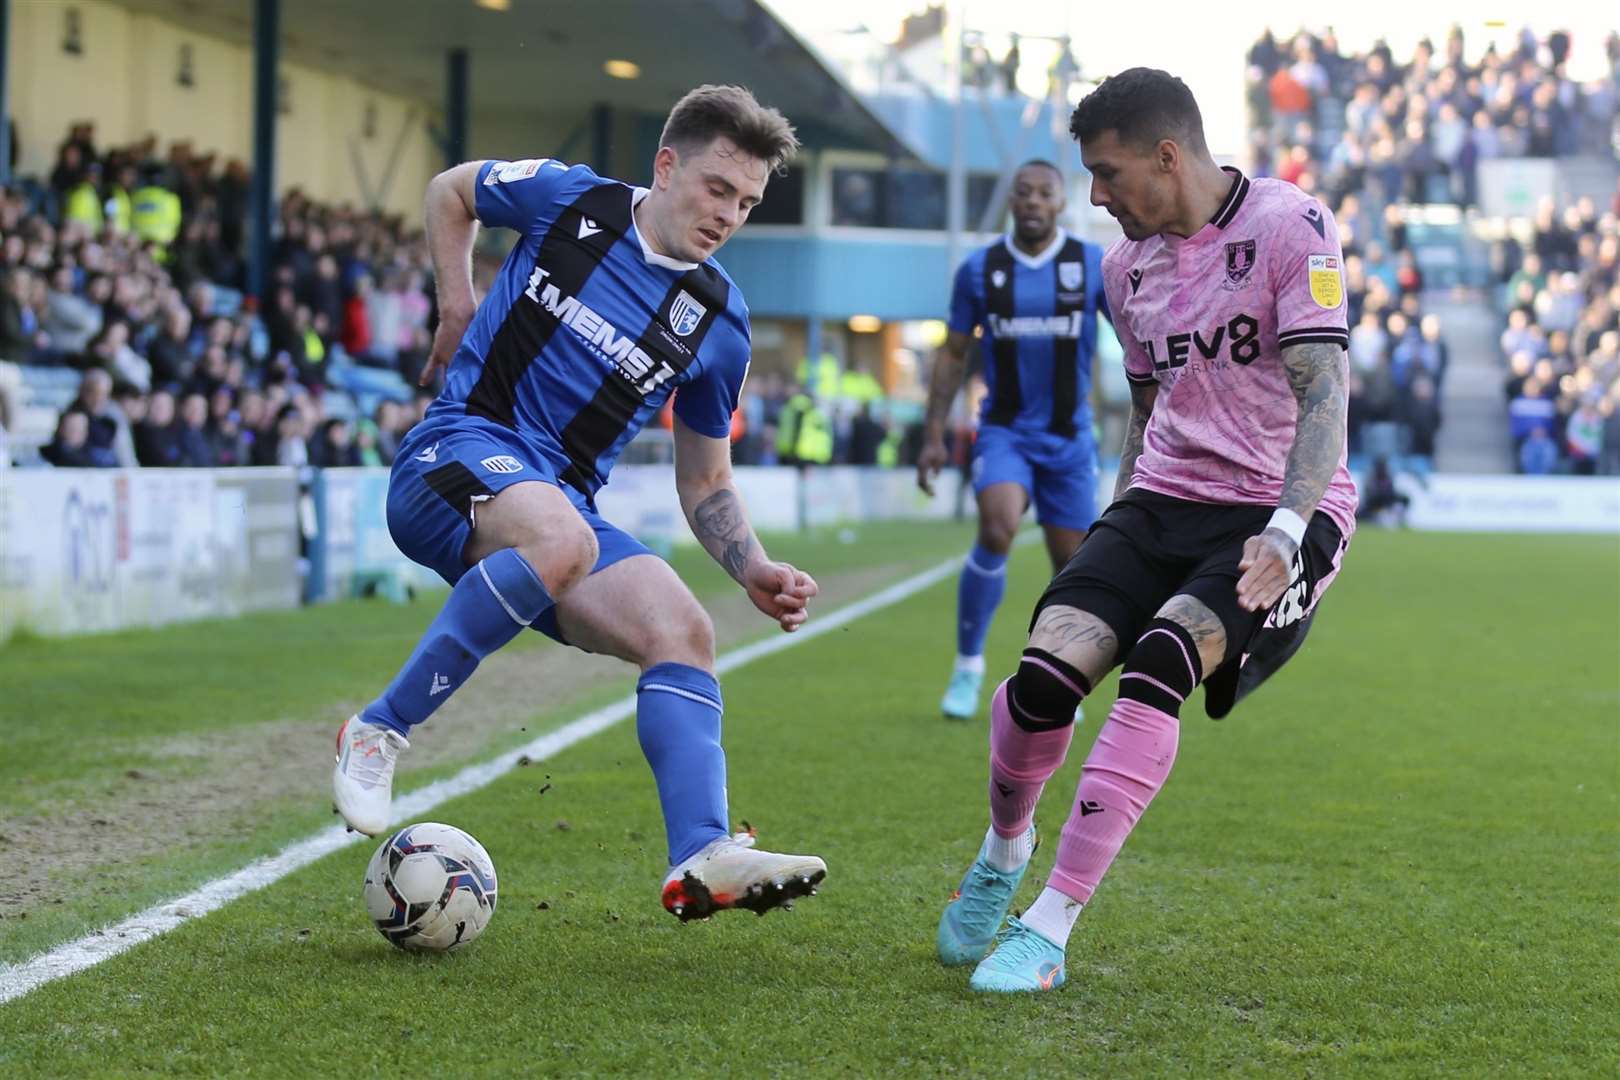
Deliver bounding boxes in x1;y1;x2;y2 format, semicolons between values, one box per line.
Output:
363;822;498;952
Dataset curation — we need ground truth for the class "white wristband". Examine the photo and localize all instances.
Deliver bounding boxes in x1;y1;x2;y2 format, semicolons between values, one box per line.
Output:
1266;508;1308;547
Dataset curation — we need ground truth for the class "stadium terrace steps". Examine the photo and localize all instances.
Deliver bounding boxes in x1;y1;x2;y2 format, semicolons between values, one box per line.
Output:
1426;293;1514;474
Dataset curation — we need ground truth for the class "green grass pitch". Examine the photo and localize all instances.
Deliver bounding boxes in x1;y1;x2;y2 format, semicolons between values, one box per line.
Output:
1;526;1616;1077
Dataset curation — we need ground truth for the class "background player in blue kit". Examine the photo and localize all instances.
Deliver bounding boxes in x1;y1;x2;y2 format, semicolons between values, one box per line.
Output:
917;161;1111;721
331;85;826;921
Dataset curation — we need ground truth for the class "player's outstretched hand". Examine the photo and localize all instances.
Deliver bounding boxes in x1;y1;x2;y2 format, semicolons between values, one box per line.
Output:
916;439;949;496
744;560;819;632
1236;528;1298;612
420;304;474;387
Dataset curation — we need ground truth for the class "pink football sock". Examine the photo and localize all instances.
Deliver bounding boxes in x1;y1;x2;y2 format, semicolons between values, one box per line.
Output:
1047;698;1179;902
988;678;1075;839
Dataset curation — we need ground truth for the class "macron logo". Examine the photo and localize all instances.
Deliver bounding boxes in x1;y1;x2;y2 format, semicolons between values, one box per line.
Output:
577;217;602;239
430;673;451;697
415;442;439;464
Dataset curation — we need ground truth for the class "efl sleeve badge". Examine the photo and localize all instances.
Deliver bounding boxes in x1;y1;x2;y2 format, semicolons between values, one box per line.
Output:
1307;254;1343;309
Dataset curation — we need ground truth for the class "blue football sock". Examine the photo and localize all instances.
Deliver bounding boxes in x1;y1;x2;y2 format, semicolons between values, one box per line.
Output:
636;663;729;865
956;542;1009;659
361;548;553;735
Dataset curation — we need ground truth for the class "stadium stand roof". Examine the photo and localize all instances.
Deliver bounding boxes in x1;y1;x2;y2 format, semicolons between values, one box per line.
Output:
104;0;918;158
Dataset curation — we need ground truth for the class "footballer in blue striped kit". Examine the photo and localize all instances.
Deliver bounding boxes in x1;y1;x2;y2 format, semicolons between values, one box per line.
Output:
332;85;826;922
917;160;1112;722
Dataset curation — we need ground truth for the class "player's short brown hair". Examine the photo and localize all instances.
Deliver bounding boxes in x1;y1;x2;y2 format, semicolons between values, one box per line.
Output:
660;85;800;175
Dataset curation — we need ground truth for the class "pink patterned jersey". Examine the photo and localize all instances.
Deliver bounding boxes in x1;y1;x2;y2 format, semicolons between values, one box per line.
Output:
1101;170;1359;536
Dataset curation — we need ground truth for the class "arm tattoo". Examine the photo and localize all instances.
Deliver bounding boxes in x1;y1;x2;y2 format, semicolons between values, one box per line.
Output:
692;488;758;583
1278;342;1350;519
1114;380;1158;502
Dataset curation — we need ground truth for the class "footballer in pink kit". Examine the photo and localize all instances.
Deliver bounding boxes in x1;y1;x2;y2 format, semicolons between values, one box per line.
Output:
937;68;1357;993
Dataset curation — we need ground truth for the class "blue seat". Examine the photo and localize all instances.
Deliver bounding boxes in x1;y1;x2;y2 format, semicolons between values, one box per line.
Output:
326;360;413;419
321;391;360;423
18;364;84;410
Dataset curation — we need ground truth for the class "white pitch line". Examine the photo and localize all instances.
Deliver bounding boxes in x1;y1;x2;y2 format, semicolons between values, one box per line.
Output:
0;552;966;1006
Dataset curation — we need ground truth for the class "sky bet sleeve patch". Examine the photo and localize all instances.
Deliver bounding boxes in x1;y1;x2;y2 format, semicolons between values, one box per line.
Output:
1307;254;1343;309
484;158;551;185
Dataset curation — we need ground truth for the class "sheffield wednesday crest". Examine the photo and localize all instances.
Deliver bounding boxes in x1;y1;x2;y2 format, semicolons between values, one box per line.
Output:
1224;240;1257;287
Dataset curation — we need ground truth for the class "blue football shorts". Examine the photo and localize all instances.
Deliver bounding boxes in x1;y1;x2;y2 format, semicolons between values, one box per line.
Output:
970;423;1099;531
386;420;653;644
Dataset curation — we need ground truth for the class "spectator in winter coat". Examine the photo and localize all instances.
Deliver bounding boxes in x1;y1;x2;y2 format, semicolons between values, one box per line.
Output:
42;409;118;468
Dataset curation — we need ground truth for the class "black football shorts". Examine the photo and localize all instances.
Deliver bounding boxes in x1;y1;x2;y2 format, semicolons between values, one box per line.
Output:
1035;489;1349;718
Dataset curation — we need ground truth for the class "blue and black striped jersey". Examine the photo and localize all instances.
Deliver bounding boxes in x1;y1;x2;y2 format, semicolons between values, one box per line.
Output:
948;230;1109;439
424;158;751;497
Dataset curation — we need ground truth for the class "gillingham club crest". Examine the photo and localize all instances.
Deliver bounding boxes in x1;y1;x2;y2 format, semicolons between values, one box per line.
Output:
1058;260;1083;291
668;290;706;337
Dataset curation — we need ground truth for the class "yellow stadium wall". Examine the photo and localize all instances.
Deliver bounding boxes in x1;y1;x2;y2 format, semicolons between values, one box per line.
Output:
6;0;438;220
468;110;591;174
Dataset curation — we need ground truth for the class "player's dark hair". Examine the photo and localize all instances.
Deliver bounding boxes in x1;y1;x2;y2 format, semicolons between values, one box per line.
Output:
660;85;800;175
1068;67;1208;154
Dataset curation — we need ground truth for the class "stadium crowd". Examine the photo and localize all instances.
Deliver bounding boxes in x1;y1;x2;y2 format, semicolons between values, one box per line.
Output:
0;122;449;469
1493;193;1620;474
0;123;914;473
9;28;1617;479
1248;25;1618;206
1249;25;1620;477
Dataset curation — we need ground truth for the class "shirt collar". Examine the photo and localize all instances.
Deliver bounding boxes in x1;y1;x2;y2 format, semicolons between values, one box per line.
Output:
1002;227;1068;270
631;187;700;272
1209;167;1251;229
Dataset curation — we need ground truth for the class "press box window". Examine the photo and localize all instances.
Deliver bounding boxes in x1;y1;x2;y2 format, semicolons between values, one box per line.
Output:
747;167;805;226
831;167;1003;231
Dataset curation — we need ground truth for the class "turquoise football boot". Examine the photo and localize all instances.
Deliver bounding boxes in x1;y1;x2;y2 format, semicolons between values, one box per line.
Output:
941;668;984;720
936;826;1036;965
968;916;1067;993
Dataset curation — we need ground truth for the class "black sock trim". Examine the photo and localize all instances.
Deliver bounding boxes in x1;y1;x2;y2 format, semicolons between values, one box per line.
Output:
1139;619;1203;686
1022;648;1093;697
1007;692;1075;732
1116;676;1183;715
1117;618;1203;717
1007;648;1091;732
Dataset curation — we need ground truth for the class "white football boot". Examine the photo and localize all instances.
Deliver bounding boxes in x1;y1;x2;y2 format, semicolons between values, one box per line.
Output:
661;830;827;921
332;715;409;836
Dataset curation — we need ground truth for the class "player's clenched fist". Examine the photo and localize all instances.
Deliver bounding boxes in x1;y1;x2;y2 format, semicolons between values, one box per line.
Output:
745;560;819;632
